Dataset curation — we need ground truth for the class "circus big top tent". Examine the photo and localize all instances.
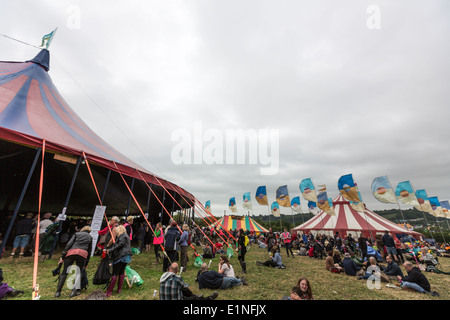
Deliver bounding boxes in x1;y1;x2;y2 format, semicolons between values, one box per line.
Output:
292;195;423;239
213;215;269;234
0;49;195;221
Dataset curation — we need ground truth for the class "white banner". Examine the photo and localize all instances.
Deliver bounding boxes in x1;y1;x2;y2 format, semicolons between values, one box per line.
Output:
90;205;106;257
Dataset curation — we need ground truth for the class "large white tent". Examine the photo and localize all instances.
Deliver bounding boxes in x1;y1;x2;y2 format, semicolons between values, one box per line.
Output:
292;195;423;239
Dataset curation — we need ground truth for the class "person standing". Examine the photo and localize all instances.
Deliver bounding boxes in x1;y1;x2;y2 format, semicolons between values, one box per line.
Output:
281;228;294;258
55;226;93;298
163;221;180;272
179;224;190;272
105;225;132;297
382;231;397;262
152;222;164;264
237;228;247;274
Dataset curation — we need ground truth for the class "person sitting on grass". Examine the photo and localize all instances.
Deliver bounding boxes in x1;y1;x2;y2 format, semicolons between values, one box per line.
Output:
160;263;219;300
256;246;286;269
296;276;314;300
397;261;439;296
381;255;404;281
218;255;239;279
342;252;363;277
325;250;343;273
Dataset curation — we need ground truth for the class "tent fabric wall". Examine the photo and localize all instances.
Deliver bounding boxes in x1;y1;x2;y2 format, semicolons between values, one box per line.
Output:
0;49;194;216
291;195;423;238
213;215;269;233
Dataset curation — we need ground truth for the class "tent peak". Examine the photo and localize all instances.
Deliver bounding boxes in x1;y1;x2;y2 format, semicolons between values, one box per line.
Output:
26;48;50;71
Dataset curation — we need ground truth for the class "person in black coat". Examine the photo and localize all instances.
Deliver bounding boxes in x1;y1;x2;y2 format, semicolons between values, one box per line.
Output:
382;255;404;281
163;221;181;272
105;225;132;297
397;261;434;294
55;226;93;298
342;253;362;276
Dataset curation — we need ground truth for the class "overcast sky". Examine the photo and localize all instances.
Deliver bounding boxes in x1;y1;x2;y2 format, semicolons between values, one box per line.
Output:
1;1;450;219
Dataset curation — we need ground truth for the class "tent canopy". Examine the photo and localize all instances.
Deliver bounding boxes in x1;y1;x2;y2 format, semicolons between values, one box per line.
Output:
292;195;423;239
213;215;269;233
0;49;194;219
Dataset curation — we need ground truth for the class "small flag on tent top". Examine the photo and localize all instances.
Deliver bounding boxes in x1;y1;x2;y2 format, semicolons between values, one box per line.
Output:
308;201;320;215
429;196;445;218
350;192;365;212
415;189;433;214
395;181;419;206
255;186;268;206
327;198;336;216
41;28;58;49
371;176;396;204
300;178;317;202
229;197;237;213
243;192;252;210
291;196;302;213
205;200;211;211
276;185;290;207
271;202;280;217
338;174;360;202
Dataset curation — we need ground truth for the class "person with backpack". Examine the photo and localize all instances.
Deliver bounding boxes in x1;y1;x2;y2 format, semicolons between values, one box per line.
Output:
54;226;93;298
163;220;181;272
105;225;132;297
237;228;248;274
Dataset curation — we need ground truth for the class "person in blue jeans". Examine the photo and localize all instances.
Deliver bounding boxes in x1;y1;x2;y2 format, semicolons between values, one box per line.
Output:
197;263;246;290
397;261;439;296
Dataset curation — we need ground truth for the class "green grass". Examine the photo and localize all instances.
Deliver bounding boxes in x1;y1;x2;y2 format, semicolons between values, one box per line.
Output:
1;244;449;300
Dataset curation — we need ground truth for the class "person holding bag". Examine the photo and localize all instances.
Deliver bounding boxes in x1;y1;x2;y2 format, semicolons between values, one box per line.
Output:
105;225;132;297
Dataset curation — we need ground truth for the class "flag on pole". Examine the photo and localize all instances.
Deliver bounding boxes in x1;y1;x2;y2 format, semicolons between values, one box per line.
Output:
371;176;396;204
41;28;58;49
337;174;360;202
350;191;365;212
395;181;419;206
291;196;302;213
429;196;445;217
229;197;237;213
276;185;290;207
327;198;336;216
440;200;450;218
415;189;433;214
255;186;268;205
205;200;211;212
308;201;320;215
271;202;280;217
300;178;317;202
317;184;333;215
243;192;252;210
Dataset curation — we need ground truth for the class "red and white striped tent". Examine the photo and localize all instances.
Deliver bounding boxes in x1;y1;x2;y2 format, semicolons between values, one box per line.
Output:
292;195;423;239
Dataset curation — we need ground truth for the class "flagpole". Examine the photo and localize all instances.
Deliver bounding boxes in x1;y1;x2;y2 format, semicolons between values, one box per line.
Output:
354;177;375;241
387;178;409;228
411;187;435;240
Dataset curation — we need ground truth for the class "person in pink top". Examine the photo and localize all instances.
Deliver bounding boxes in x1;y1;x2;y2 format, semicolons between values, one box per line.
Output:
282;228;294;258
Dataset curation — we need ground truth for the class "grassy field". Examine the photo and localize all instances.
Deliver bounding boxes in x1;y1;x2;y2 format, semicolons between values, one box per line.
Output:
1;244;449;301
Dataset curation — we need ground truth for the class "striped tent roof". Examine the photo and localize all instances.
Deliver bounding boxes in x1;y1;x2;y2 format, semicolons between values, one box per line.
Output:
0;49;194;201
292;195;423;238
213;215;269;233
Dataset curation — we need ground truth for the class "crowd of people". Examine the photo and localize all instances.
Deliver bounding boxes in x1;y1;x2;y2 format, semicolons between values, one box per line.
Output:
1;211;449;300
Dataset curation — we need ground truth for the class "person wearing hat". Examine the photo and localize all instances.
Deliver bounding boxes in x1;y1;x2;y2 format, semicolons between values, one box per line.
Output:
342;252;363;276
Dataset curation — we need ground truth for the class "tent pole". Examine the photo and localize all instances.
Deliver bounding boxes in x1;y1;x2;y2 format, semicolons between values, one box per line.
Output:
48;155;83;259
125;178;135;217
0;147;41;259
101;170;112;204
